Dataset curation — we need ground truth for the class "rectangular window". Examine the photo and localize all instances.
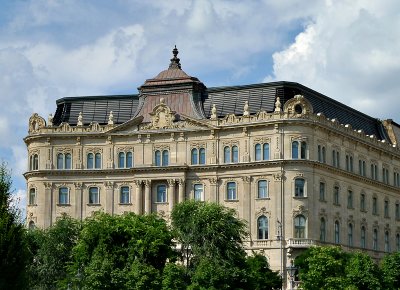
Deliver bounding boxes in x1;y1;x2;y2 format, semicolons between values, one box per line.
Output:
396;203;400;220
227;182;237;200
382;168;389;184
333;186;340;205
157;185;167;203
347;190;353;208
120;186;130;204
372;197;378;215
384;200;389;218
29;188;36;205
294;179;305;197
346;155;353;172
394;172;400;187
319;182;325;201
59;187;69;205
360;193;366;211
89;187;99;204
258;180;268;199
194;184;203;201
359;160;366;176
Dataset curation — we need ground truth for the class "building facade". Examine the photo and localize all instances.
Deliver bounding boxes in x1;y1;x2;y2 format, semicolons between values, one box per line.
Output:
25;47;400;286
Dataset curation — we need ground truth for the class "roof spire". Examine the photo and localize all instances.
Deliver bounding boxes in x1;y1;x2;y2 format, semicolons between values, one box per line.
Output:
169;45;181;69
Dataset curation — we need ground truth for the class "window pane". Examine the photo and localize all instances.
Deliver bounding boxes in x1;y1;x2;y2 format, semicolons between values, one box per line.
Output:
232;146;238;163
335;221;340;244
59;187;69;204
33;154;39;170
29;188;36;205
224;147;231;163
126;152;133;168
263;143;269;160
157;185;167;203
120;186;129;204
194;184;203;201
258;216;268;239
118;152;125;168
320;218;326;241
95;153;101;169
301;142;307;159
255;144;261;161
319;182;325;201
227;182;236;200
294;215;306;238
295;179;305;197
162;150;169;166
292;141;299;159
258;180;268;198
191;148;198;165
65;153;71;169
155;150;161;166
361;226;366;248
199;148;206;165
57;153;64;169
89;187;99;204
87;153;94;169
348;223;353;247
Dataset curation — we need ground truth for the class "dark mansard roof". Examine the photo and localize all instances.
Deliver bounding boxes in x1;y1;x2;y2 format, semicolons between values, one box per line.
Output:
52;47;390;142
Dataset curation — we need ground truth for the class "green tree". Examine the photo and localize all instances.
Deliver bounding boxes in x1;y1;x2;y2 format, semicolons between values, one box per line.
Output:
69;212;174;289
345;251;382;290
381;251;400;289
296;246;349;290
27;214;80;289
246;253;282;290
161;263;188;290
0;163;28;289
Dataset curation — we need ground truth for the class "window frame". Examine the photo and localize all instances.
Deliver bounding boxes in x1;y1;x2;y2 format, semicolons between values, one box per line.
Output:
257;180;269;199
120;186;130;204
58;187;69;205
194;184;203;201
294;178;305;198
257;215;269;240
294;215;306;238
320;217;326;242
334;220;340;244
156;184;167;203
226;182;237;201
88;187;100;205
29;188;36;205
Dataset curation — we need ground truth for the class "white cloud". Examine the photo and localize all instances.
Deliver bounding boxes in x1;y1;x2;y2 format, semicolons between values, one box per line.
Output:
266;0;400;120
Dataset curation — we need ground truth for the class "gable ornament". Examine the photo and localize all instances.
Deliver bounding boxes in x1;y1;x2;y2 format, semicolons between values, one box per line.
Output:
149;98;176;129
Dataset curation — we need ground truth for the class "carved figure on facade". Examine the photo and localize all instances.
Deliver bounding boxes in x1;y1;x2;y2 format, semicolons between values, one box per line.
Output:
29;113;46;133
148;98;176;129
283;94;313;116
77;112;83;126
108;111;114;125
211;104;217;119
48;114;53;126
293;205;308;217
243;101;249;116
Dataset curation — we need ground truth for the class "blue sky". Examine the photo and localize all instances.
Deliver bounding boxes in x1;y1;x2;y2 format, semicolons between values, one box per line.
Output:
1;0;400;215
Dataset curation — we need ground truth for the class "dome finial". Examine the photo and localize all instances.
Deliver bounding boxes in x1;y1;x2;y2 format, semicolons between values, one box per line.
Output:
169;45;181;69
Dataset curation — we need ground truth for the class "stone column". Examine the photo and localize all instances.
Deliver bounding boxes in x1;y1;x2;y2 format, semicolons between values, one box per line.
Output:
44;182;53;227
144;180;152;214
74;182;83;221
208;178;218;203
178;179;185;203
168;179;176;213
104;181;114;215
242;176;252;226
135;180;143;215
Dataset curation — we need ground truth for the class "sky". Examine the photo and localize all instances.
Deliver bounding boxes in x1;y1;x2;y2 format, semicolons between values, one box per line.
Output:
1;0;400;216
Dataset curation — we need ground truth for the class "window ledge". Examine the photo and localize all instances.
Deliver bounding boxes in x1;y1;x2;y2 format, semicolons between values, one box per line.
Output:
225;199;239;202
57;203;71;207
87;203;101;206
255;197;270;201
333;203;341;206
347;206;354;210
319;199;326;203
293;196;307;199
119;203;132;205
154;202;168;204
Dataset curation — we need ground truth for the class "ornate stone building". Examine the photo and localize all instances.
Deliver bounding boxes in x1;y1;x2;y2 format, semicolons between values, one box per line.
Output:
25;47;400;284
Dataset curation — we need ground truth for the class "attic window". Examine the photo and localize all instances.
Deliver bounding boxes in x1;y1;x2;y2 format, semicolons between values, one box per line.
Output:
295;104;303;114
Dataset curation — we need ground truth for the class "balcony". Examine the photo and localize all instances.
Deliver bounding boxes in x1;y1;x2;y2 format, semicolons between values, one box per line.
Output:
287;238;316;248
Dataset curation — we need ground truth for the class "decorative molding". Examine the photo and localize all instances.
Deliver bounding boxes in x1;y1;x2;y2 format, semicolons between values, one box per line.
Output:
222;140;239;147
29;113;46;133
43;182;52;189
104;181;114;189
254;137;271;144
208;178;218;185
153;144;170;151
74;183;83;190
292;205;308;217
241;176;251;183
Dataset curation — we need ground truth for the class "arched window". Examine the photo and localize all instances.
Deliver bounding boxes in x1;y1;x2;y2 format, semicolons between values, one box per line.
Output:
348;223;353;247
320;217;326;242
59;187;69;205
194;184;203;201
65;153;71;169
373;229;378;251
162;150;169;166
28;221;35;230
199;148;206;165
155;150;161;166
258;180;268;198
157;185;167;203
292;141;299;159
118;152;125;168
57;153;64;169
263;143;269;160
191;148;198;165
294;215;306;238
258;216;269;239
294;178;305;197
255;144;262;161
232;145;238;163
29;188;36;205
224;146;231;163
385;231;390;252
89;187;99;204
227;182;237;200
87;153;94;169
126;152;133;168
120;186;130;204
334;221;340;244
95;153;101;169
361;226;366;249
